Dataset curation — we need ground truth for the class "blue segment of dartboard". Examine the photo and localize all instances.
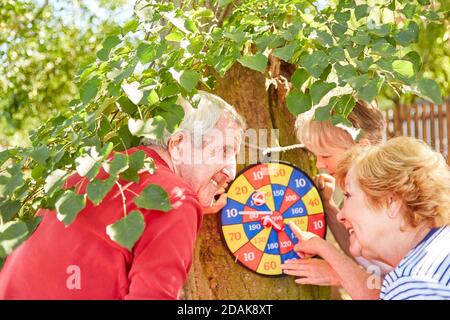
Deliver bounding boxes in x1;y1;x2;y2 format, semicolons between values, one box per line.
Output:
284;224;299;246
243;221;264;240
264;228;280;255
221;199;244;226
283;199;307;219
281;250;300;263
271;184;287;211
287;169;313;197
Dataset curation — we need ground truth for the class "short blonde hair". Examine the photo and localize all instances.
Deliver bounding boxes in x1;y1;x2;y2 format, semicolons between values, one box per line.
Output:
295;100;386;150
336;137;450;228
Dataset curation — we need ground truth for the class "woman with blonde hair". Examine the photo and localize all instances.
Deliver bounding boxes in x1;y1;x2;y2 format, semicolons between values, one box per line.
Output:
281;97;389;299
289;137;450;299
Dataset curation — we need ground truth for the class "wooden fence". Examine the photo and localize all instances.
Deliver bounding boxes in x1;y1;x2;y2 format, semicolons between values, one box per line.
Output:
384;100;450;165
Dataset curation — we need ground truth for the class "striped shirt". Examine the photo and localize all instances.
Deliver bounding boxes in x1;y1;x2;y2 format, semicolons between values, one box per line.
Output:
380;225;450;300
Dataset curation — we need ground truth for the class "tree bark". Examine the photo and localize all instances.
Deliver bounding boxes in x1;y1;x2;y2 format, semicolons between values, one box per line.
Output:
183;63;330;299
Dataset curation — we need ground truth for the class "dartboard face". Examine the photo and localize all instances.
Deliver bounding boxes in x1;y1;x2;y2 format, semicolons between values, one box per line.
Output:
220;162;326;276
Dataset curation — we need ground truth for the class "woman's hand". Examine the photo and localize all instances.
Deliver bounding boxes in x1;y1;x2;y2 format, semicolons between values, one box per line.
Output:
289;222;330;259
280;258;341;286
313;173;336;206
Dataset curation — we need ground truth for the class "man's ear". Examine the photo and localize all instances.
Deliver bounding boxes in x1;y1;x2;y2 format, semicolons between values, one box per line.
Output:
387;194;402;219
358;138;371;147
168;132;185;160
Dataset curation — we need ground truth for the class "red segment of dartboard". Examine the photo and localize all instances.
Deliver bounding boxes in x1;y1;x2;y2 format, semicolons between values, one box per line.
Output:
307;213;326;238
278;188;301;213
242;164;271;190
234;241;264;271
277;231;294;255
220;162;326;276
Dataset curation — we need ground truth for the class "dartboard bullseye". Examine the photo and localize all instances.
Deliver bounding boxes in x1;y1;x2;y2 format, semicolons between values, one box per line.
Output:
220;162;326;276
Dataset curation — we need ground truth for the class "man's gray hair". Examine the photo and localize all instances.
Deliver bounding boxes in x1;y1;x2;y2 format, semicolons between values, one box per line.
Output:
142;91;245;148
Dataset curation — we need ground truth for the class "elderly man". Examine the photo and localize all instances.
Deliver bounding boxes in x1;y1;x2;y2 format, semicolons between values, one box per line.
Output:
0;91;245;299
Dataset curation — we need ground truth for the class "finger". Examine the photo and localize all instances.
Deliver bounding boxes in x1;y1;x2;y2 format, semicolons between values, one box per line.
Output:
295;278;319;285
282;269;311;277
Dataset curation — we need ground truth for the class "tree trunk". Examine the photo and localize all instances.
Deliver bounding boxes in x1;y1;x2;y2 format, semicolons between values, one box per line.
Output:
183;63;330;299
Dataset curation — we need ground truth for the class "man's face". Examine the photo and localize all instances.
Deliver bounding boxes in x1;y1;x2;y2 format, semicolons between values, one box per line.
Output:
171;116;242;207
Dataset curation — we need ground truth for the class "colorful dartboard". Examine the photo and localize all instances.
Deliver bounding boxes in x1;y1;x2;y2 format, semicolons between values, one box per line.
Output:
220;162;326;276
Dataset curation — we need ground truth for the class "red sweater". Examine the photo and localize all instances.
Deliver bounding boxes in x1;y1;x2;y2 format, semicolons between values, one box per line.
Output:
0;146;203;299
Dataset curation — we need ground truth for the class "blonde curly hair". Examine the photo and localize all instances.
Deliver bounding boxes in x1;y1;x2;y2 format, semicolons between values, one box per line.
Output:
336;137;450;228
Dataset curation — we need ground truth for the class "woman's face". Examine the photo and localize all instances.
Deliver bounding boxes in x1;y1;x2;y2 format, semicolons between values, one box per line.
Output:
336;168;392;260
308;144;349;176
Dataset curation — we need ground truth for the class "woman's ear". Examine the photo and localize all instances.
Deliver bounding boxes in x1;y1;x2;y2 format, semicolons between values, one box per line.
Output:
386;194;402;219
358;138;371;147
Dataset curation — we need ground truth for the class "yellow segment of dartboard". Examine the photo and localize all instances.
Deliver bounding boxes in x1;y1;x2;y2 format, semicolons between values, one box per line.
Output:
257;253;282;275
284;216;309;231
255;184;275;211
227;175;255;205
222;224;249;253
250;227;271;251
267;162;293;186
301;187;324;215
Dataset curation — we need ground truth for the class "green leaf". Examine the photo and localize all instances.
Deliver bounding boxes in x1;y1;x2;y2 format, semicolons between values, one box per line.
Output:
355;4;369;20
117;96;138;115
286;90;312;116
291;68;309;89
104;153;129;176
334;64;357;85
169;69;200;92
29;145;49;165
134;184;172;212
218;0;233;8
372;39;395;57
55;190;87;225
311;81;336;105
238;53;268;73
102;35;121;50
0;164;23;198
122;81;143;105
128;116;167;140
299;51;329;78
416;78;443;105
122;18;139;34
357;77;382;102
392;60;415;79
80;76;101;105
147;90;159;106
0;200;21;222
87;176;116;206
0;221;28;257
395;22;419;46
331;22;347;37
107;82;121;97
368;24;391;37
44;169;69;194
75;144;113;181
335;10;351;24
120;150;146;183
106;210;145;250
329;46;345;61
314;105;333;121
316;30;334;48
137;42;155;64
403;51;422;74
329;94;356;117
402;3;416;19
352;32;370;46
272;42;297;62
348;74;370;91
